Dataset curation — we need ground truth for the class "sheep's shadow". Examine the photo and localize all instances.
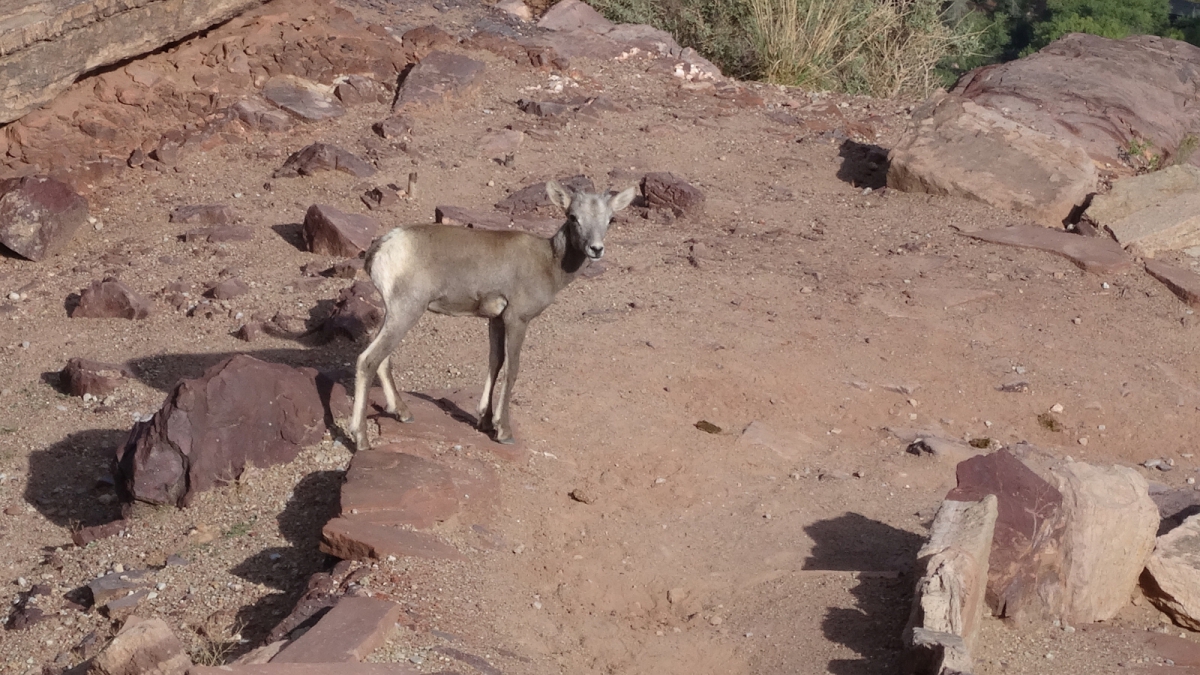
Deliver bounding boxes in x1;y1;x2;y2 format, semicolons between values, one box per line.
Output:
271;222;306;251
228;470;343;651
804;512;923;675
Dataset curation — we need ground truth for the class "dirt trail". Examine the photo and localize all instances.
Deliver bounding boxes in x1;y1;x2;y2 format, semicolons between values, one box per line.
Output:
1;0;1199;673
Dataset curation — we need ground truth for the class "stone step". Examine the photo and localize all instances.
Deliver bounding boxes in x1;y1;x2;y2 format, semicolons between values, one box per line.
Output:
272;596;402;663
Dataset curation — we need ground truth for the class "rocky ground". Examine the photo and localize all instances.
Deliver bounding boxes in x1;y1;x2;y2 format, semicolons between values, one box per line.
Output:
2;0;1200;674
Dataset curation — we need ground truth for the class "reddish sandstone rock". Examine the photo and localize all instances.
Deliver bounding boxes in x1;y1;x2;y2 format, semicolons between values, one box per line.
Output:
263;75;346;121
302;205;379;257
0;175;89;261
962;226;1131;275
168;204;237;225
888;92;1096;228
114;355;327;507
953;33;1200;170
61;357;132;397
495;175;594;215
947;449;1068;622
71;278;152;319
642;172;704;217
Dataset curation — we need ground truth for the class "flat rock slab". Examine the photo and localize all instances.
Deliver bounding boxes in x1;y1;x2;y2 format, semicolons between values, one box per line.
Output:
89;568;151;605
169;204;237;225
1087;165;1200;226
271;596;401;663
0;175;89;261
191;666;418;675
1106;192;1200;257
263;75;346;121
338;450;496;530
495;175;594;215
320;517;465;561
1145;260;1200;309
1145;513;1200;630
371;388;525;462
393;50;485;112
963;226;1132;274
888;92;1096;228
0;0;264;124
906;287;997;309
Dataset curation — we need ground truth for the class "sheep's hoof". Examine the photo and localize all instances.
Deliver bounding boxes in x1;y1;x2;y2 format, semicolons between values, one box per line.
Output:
395;410;414;424
493;433;515;445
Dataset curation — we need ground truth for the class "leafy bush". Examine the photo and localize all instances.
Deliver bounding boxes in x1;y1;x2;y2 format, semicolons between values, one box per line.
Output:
1026;0;1173;51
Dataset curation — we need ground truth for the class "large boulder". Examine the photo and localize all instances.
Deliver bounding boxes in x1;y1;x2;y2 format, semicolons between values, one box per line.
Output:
887;92;1096;228
0;0;264;124
947;449;1068;623
1054;461;1160;623
0;175;88;261
953;34;1200;170
114;355;327;507
1144;513;1200;630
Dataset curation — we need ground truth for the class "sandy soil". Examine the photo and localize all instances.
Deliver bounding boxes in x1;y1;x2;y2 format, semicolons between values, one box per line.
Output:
2;1;1200;673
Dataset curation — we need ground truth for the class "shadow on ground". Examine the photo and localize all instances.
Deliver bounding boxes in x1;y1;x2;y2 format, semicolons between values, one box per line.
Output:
804;512;923;675
24;428;127;528
836;140;891;190
228;470;344;650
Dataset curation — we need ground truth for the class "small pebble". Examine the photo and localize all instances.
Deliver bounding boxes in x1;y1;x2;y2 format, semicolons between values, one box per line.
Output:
112;563;123;574
532;601;542;610
1187;477;1195;485
1050;403;1064;413
1078;437;1088;446
709;615;723;626
7;292;18;301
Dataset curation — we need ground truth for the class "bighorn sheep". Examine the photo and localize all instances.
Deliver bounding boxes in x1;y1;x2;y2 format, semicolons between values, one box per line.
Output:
348;180;637;449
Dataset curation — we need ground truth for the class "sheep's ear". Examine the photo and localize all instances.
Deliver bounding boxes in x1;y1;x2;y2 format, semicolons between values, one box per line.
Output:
610;186;637;212
546;180;572;210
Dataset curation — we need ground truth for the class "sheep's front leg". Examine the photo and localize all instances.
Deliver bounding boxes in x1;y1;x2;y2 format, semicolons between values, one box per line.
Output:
491;318;528;444
478;316;505;433
350;304;421;450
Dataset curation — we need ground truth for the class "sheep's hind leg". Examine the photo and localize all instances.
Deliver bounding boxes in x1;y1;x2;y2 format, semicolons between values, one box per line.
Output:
377;355;413;423
478;316;504;434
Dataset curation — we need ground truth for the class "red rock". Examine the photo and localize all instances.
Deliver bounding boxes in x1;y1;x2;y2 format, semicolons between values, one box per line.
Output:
495;175;593;215
371;116;412;139
401;25;458;55
954;34;1200;169
361;186;399;211
274;143;376;179
272;596;402;663
169;204;237;225
947;449;1068;622
329;259;364;279
0;175;89;261
89;569;151;606
235;321;266;342
302;205;379;257
334;75;380;106
102;588;150;620
518;99;571;117
319;280;383;341
963;226;1132;275
642;172;704;217
340;451;462;529
71;519;128;546
320;517;465;561
72;278;152;319
393;51;485;112
1145;260;1200;309
232;98;293;132
114;355;328;507
61;358;131;396
207;278;249;300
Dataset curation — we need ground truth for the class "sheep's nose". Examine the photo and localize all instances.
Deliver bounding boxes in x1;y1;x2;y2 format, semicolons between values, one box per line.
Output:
588;244;604;258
